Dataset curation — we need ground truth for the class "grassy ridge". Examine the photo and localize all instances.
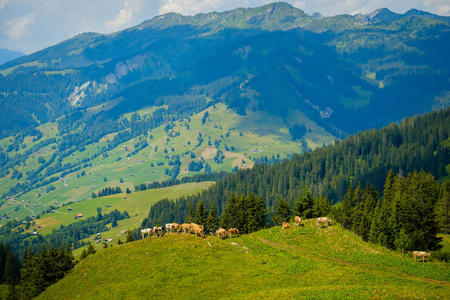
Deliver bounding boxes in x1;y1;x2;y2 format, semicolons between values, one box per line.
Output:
38;220;450;299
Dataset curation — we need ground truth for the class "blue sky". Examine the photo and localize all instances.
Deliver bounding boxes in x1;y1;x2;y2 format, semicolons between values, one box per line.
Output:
1;0;449;54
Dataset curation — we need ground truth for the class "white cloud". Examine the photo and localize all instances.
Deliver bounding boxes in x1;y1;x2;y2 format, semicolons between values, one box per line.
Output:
158;0;220;15
105;1;139;30
5;14;35;40
0;0;8;10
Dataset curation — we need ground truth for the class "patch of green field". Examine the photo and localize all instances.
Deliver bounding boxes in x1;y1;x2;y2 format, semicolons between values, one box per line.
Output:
38;220;450;299
0;61;47;76
339;86;372;109
44;70;75;76
30;182;214;238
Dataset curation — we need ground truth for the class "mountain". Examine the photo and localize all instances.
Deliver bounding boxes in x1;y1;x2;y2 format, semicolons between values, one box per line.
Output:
0;2;449;224
0;2;449;139
359;7;450;22
0;48;24;65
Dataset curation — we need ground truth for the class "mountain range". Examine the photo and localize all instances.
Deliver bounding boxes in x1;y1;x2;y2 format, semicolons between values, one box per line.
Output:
1;2;449;139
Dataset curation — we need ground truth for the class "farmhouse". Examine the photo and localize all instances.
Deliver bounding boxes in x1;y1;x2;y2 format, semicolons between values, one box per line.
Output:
77;213;83;218
67;207;72;211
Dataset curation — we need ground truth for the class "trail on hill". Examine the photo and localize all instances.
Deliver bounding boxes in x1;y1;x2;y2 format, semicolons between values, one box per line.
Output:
257;237;449;286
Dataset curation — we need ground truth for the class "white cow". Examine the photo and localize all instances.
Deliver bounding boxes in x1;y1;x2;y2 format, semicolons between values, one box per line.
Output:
141;228;153;239
316;217;332;227
294;216;301;227
413;251;431;262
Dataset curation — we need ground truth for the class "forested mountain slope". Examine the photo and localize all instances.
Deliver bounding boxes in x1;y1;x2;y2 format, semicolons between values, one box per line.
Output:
0;2;449;139
144;108;450;226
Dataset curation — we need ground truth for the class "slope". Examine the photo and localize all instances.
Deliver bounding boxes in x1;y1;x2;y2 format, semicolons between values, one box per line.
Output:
37;221;450;299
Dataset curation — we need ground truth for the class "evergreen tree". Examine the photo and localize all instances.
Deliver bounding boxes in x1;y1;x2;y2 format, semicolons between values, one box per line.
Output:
314;195;331;218
186;203;195;223
4;250;20;286
272;198;291;226
126;230;134;243
436;183;450;234
206;203;219;232
293;186;315;219
195;200;208;226
111;215;118;228
246;193;267;233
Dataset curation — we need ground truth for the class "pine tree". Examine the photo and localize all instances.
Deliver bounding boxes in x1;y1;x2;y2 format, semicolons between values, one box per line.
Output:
272;198;291;226
126;230;134;243
436;183;450;234
246;193;267;233
293;186;315;219
206;203;219;232
314;195;331;218
195;200;208;226
220;194;240;230
186;203;195;223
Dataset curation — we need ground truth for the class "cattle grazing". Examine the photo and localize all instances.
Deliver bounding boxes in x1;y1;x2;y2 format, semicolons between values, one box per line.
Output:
181;223;191;233
316;217;332;228
282;222;290;229
294;216;301;227
165;223;174;232
228;228;239;238
413;251;431;263
153;226;164;237
193;226;204;238
172;222;181;233
215;228;227;239
141;228;153;239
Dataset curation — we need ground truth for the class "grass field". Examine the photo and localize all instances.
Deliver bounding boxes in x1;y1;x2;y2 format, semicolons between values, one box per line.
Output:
37;220;450;299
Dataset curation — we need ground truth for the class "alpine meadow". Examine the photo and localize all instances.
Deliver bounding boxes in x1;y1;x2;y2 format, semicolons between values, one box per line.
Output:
0;2;449;299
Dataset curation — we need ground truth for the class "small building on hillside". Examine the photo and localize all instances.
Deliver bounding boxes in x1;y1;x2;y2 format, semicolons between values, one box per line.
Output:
67;207;72;211
77;213;83;218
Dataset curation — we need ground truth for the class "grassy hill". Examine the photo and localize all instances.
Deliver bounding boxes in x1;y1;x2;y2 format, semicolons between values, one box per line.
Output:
37;220;449;299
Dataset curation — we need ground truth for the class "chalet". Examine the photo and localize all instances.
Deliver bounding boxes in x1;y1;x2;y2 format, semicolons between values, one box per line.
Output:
37;225;41;228
106;204;111;207
51;210;56;213
67;207;72;211
33;231;38;235
54;201;58;204
77;213;83;218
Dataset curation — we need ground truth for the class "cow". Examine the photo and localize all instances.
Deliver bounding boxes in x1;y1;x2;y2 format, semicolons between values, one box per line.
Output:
294;216;301;227
215;228;227;239
413;251;431;263
228;228;239;238
181;223;191;233
316;217;332;228
165;223;174;232
172;222;181;233
153;226;164;237
193;226;204;238
141;228;153;239
282;222;290;229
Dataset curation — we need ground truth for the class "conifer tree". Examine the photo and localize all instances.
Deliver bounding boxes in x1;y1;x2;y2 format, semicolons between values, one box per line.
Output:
126;230;135;243
293;186;315;219
206;203;219;232
272;198;291;226
186;203;195;223
195;200;208;226
246;193;267;233
436;183;450;234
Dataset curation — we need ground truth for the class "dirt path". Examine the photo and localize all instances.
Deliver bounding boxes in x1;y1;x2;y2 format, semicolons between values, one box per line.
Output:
257;237;449;286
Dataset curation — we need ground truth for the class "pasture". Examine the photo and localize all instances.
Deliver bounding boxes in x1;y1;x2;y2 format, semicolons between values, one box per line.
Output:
38;219;450;299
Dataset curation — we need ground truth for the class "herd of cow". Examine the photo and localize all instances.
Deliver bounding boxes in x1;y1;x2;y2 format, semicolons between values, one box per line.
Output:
140;216;432;262
140;222;239;239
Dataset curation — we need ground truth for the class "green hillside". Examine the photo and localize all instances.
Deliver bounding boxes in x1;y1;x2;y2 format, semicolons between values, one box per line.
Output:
38;221;450;299
0;102;323;224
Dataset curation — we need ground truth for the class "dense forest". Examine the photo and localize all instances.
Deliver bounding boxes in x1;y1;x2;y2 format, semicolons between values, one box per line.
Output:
142;108;450;236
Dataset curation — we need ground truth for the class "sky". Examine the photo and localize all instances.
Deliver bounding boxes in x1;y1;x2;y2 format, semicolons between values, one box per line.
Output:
1;0;449;55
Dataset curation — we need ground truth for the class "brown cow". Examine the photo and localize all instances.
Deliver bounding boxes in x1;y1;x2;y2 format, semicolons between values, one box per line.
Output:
215;228;227;239
172;222;180;233
193;226;204;238
181;223;191;233
413;251;431;263
228;228;239;238
282;222;290;229
294;216;301;227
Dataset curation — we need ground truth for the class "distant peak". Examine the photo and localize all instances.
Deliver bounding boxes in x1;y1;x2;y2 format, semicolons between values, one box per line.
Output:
310;12;323;20
365;8;399;21
265;2;295;11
